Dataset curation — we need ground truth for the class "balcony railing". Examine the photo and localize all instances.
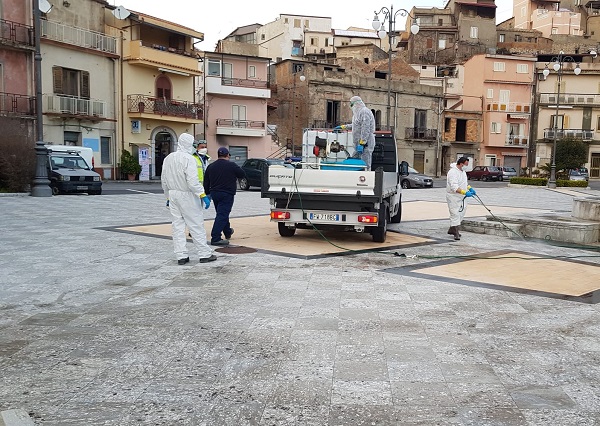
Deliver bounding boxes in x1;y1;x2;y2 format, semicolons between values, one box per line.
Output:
127;94;203;120
543;128;594;140
44;94;106;118
0;92;35;116
539;93;600;105
0;18;34;47
41;19;117;54
221;77;268;89
486;102;531;113
216;118;265;129
405;127;437;140
506;134;529;145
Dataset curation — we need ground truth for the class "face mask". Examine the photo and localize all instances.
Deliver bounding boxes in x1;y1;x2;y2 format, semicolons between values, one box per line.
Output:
197;148;208;155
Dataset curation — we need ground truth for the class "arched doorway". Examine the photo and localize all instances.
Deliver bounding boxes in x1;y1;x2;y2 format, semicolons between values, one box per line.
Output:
154;131;173;177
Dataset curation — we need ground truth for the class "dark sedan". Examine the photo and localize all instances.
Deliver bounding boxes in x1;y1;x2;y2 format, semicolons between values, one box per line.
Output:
239;158;292;190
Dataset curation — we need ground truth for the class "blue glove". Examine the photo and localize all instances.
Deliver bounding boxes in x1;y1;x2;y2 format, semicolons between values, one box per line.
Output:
356;144;364;153
201;196;210;209
165;199;170;208
206;194;212;202
465;190;474;198
468;187;476;196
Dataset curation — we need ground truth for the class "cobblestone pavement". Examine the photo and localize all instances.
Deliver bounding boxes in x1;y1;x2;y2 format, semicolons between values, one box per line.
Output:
1;185;600;425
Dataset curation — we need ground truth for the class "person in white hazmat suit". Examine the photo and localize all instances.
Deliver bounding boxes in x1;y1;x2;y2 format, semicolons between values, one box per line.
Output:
162;133;217;265
446;156;476;240
334;96;376;170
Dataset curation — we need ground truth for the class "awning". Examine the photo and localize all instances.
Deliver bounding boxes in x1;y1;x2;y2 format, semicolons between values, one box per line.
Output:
502;152;527;156
508;114;529;119
454;1;497;8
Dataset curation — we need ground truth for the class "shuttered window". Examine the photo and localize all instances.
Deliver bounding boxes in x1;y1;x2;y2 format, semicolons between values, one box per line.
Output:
52;66;89;98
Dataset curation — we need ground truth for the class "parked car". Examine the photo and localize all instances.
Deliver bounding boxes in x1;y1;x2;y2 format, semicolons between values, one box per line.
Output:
239;158;293;190
568;170;587;182
466;166;503;181
501;167;518;181
401;166;433;189
47;152;102;195
576;167;589;181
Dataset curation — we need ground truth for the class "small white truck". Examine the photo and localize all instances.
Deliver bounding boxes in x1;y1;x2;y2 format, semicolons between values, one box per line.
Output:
261;129;408;243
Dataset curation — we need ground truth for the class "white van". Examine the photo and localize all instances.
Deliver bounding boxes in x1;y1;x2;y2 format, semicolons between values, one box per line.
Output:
45;145;94;169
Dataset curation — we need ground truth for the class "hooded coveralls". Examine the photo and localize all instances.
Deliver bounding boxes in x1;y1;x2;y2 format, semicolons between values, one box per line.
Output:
446;163;469;227
161;134;213;260
341;97;376;170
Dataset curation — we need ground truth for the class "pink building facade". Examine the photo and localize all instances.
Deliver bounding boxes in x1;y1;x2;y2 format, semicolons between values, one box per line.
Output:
203;52;276;164
463;54;535;171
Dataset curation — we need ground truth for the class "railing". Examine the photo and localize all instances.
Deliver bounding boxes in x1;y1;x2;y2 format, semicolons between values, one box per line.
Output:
543;128;594;140
405;127;437;140
486;102;531;113
506;134;529;145
216;118;265;129
539;93;600;105
127;94;203;120
0;18;34;46
44;94;106;118
0;92;35;116
221;77;268;89
41;19;117;54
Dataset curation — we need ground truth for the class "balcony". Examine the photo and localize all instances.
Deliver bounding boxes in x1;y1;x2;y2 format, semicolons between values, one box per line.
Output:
124;40;200;76
0;18;34;49
405;127;438;140
41;20;116;55
0;92;35;117
486;102;531;113
205;76;270;98
216;118;266;137
127;94;203;123
539;93;600;106
543;128;594;140
44;94;106;120
506;134;529;146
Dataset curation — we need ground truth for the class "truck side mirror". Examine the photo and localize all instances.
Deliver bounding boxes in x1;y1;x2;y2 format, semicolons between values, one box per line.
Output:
399;161;409;177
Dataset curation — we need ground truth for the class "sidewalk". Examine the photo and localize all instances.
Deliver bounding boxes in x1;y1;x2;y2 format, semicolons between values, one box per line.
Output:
1;186;600;425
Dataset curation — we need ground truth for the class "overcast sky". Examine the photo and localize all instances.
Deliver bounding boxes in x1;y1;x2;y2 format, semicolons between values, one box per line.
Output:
115;0;514;51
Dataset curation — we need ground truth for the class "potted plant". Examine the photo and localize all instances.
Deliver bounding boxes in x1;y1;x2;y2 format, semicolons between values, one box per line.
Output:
120;150;142;180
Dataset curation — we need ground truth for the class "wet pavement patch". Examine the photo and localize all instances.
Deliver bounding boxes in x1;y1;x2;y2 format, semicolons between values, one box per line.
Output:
382;250;600;303
99;216;440;259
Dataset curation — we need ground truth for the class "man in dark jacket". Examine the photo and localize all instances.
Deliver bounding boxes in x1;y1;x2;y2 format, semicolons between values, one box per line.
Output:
204;147;246;246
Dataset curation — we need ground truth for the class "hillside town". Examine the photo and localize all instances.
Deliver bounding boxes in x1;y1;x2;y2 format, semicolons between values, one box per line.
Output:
1;0;600;185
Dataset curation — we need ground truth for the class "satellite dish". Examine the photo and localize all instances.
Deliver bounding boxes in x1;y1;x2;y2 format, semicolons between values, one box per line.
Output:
39;0;53;13
112;5;130;20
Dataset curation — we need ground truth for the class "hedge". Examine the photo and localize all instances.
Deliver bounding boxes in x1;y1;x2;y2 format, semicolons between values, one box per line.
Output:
509;177;588;187
556;180;589;187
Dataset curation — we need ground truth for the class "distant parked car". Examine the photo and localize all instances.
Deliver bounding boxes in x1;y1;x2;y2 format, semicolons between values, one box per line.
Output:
466;166;503;181
501;167;518;181
568;170;587;182
239;158;293;190
401;166;433;189
576;167;589;181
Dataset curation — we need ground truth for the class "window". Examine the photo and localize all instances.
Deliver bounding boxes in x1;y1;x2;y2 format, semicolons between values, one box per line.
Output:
493;62;505;72
427;38;433;48
304;19;309;28
470;26;478;39
444;117;451;132
485;155;497;166
597;116;600;131
439;39;446;49
232;105;247;122
551;114;565;129
486;89;494;99
491;122;502;133
515;34;522;42
521;6;526;17
552;27;558;34
156;75;171;99
207;59;221;76
294;19;301;28
223;62;232;78
261;34;265;40
499;90;510;104
499;34;505;42
284;18;288;24
248;65;256;78
310;37;318;46
325;38;329;47
52;66;90;98
100;136;111;164
517;64;529;73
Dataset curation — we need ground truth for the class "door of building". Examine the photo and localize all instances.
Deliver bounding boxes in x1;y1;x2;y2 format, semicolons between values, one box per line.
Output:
413;150;425;172
591;153;600;178
154;132;172;177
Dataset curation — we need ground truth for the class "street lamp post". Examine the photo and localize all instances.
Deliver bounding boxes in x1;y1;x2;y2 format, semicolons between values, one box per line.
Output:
290;72;305;158
372;6;419;129
542;51;582;188
31;0;53;197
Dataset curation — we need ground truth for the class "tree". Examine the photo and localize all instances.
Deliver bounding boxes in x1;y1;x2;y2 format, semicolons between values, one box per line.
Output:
555;137;588;172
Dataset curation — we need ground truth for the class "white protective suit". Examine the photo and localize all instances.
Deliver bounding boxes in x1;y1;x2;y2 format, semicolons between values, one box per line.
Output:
446;162;469;226
342;96;376;170
161;133;213;260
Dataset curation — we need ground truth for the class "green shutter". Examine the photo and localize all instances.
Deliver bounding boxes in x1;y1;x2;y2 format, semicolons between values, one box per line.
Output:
81;71;90;99
52;67;63;94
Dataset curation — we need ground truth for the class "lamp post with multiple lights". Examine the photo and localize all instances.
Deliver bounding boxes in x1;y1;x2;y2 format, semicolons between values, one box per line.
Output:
372;5;419;129
542;51;583;188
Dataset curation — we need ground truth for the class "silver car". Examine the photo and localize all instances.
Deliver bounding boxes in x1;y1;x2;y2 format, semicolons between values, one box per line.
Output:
501;167;518;181
401;167;433;189
569;170;587;181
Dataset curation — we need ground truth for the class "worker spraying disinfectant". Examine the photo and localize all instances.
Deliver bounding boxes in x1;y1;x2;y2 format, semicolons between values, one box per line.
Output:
334;96;376;170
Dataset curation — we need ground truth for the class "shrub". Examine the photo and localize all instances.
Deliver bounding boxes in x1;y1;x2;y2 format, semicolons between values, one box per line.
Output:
119;150;142;176
556;180;588;187
509;177;548;186
0;117;36;193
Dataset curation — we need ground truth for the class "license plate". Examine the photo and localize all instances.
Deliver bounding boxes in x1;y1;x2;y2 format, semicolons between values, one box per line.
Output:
309;213;339;221
76;186;88;190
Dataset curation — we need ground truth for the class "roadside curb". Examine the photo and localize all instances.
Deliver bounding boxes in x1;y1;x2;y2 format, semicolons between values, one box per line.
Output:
0;409;35;426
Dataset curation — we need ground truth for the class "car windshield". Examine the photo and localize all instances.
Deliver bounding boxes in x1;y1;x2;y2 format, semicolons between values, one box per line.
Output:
505;167;516;172
50;155;90;170
408;167;419;174
570;170;581;176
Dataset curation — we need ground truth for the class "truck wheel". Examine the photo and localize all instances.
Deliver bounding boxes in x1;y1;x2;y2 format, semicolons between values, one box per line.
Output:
390;199;402;223
278;222;296;237
372;207;387;243
239;177;250;190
